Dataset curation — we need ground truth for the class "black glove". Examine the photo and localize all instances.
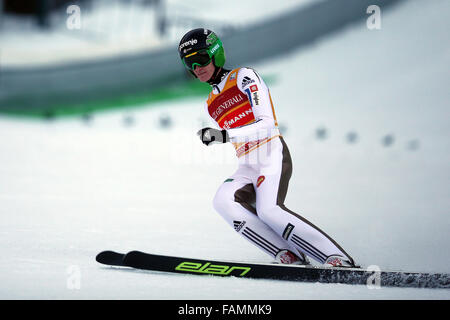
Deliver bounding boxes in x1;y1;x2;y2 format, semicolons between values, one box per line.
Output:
197;127;229;146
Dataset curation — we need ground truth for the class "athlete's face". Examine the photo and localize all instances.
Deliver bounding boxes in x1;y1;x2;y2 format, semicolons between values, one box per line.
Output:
193;61;215;82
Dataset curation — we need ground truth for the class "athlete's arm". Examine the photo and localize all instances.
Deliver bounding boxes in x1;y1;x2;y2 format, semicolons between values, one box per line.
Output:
225;68;278;139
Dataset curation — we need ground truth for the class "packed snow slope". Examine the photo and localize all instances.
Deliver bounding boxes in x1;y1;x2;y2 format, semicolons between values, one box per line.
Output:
0;0;449;299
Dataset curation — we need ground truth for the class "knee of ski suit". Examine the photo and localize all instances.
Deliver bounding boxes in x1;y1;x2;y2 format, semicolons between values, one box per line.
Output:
254;205;286;235
212;183;236;220
213;181;257;221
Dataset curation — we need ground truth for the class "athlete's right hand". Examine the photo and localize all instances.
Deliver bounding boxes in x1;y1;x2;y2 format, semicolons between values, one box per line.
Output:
197;127;229;146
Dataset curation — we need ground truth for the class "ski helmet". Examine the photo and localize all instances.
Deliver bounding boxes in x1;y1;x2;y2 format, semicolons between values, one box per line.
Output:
178;28;225;71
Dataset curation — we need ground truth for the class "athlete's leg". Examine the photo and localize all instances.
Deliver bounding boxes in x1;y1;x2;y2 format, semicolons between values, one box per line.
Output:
254;137;356;266
212;165;305;262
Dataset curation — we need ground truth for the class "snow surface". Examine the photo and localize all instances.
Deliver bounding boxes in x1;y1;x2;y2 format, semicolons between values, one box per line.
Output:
0;0;449;299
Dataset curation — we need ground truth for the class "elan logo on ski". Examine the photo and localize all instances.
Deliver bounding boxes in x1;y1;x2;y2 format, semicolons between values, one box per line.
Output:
175;261;251;277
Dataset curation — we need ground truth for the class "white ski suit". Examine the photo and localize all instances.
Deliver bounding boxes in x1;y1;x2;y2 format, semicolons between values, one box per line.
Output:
204;67;354;265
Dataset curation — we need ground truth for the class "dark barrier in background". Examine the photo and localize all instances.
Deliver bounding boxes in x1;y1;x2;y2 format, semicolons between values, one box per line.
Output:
0;0;403;117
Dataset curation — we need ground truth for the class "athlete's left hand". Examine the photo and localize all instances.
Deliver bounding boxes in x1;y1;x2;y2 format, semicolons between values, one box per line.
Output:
197;127;229;146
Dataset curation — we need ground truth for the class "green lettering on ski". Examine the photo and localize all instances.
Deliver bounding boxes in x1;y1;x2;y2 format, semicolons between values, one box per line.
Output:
175;261;251;276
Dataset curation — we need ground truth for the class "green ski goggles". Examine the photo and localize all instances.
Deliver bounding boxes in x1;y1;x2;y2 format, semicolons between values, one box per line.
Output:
182;39;223;70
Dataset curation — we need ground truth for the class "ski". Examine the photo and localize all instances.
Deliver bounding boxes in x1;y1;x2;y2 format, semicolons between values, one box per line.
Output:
96;250;126;266
96;250;449;289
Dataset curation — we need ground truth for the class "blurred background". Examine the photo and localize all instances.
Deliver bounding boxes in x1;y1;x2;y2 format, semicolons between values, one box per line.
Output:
0;0;403;117
0;0;449;299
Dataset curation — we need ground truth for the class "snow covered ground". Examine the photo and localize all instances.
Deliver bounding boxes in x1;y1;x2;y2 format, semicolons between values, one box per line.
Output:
0;0;449;299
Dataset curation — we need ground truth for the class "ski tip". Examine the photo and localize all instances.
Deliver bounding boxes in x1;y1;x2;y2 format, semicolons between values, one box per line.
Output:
95;250;115;262
95;250;126;266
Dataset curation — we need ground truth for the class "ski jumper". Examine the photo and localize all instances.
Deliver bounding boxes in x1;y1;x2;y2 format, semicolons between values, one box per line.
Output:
206;67;354;265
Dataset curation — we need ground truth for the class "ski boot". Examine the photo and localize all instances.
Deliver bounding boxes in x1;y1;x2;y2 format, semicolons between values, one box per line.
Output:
275;250;310;265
